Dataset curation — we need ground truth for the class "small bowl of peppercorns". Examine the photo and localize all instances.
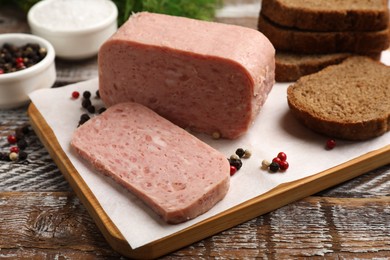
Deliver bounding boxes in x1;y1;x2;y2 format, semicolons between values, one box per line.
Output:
0;33;56;109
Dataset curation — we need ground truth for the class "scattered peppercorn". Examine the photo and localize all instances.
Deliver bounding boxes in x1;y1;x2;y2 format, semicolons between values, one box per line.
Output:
272;157;282;164
261;159;271;169
1;124;32;162
96;90;100;98
279;161;289;171
7;135;17;144
235;148;245;158
0;152;10;161
262;151;290;173
212;131;221;139
82;98;92;109
18;151;28;160
9;152;18;161
269;161;280;172
326;139;336;150
83;90;91;99
10;146;20;153
87;105;95;114
97;107;106;114
17;139;28;150
242;149;252;159
72;91;80;99
229;158;243;170
78;113;90;126
277;152;287;161
230;154;239;160
21;125;30;135
230;165;237;176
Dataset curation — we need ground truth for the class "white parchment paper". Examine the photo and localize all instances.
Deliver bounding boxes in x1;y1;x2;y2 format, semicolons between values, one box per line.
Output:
29;51;390;249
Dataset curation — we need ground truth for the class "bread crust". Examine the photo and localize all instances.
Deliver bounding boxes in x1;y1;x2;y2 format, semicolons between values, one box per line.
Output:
258;15;390;54
261;0;389;32
287;56;390;141
276;52;382;82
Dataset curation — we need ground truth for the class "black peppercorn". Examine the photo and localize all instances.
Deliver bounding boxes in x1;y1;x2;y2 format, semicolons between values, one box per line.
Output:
18;151;28;160
269;162;280;172
83;91;91;99
17;139;28;150
82;98;92;109
0;152;10;161
21;125;30;135
235;148;245;158
228;158;243;170
78;113;90;126
98;107;106;114
87;105;95;114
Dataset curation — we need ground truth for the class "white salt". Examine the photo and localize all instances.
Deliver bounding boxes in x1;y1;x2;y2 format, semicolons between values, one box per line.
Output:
31;0;115;31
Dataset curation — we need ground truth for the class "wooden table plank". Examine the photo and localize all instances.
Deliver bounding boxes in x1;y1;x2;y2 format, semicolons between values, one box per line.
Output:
1;192;389;259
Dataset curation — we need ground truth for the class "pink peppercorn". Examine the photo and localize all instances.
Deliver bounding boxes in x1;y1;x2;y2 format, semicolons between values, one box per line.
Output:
10;146;20;153
72;91;80;99
230;165;237;176
7;135;17;144
326;139;336;150
277;152;287;161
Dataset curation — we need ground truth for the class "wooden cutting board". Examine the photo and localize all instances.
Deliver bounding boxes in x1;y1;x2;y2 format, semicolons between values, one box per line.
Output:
28;103;390;259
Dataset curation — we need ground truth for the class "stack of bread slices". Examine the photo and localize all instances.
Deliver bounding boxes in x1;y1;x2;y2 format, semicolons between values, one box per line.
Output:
258;0;390;82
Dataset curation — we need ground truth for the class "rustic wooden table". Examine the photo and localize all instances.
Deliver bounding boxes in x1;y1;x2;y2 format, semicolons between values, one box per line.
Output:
1;1;390;259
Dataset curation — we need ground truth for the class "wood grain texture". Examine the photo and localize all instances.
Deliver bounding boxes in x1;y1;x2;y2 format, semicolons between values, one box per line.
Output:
1;192;389;259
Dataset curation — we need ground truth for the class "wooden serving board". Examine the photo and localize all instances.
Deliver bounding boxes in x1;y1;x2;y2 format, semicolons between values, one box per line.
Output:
28;103;390;259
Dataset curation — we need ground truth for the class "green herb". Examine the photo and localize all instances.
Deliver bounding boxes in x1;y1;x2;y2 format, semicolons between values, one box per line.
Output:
113;0;222;25
1;0;222;26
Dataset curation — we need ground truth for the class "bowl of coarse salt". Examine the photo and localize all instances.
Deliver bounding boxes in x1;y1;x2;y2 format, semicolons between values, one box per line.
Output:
0;33;56;109
28;0;118;60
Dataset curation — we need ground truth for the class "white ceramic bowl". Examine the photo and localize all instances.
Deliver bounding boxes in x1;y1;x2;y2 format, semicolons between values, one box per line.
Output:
0;33;56;109
27;0;118;60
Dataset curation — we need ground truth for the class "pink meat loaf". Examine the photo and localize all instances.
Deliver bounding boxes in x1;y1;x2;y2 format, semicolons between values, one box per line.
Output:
71;102;230;224
98;12;275;139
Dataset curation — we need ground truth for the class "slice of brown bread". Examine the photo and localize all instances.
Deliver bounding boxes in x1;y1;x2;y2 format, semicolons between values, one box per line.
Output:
261;0;389;32
287;56;390;141
258;15;390;54
276;51;382;82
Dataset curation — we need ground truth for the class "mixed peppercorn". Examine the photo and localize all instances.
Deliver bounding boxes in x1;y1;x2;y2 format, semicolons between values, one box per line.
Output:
71;90;106;127
228;148;252;176
0;125;30;162
261;152;289;173
0;43;47;74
